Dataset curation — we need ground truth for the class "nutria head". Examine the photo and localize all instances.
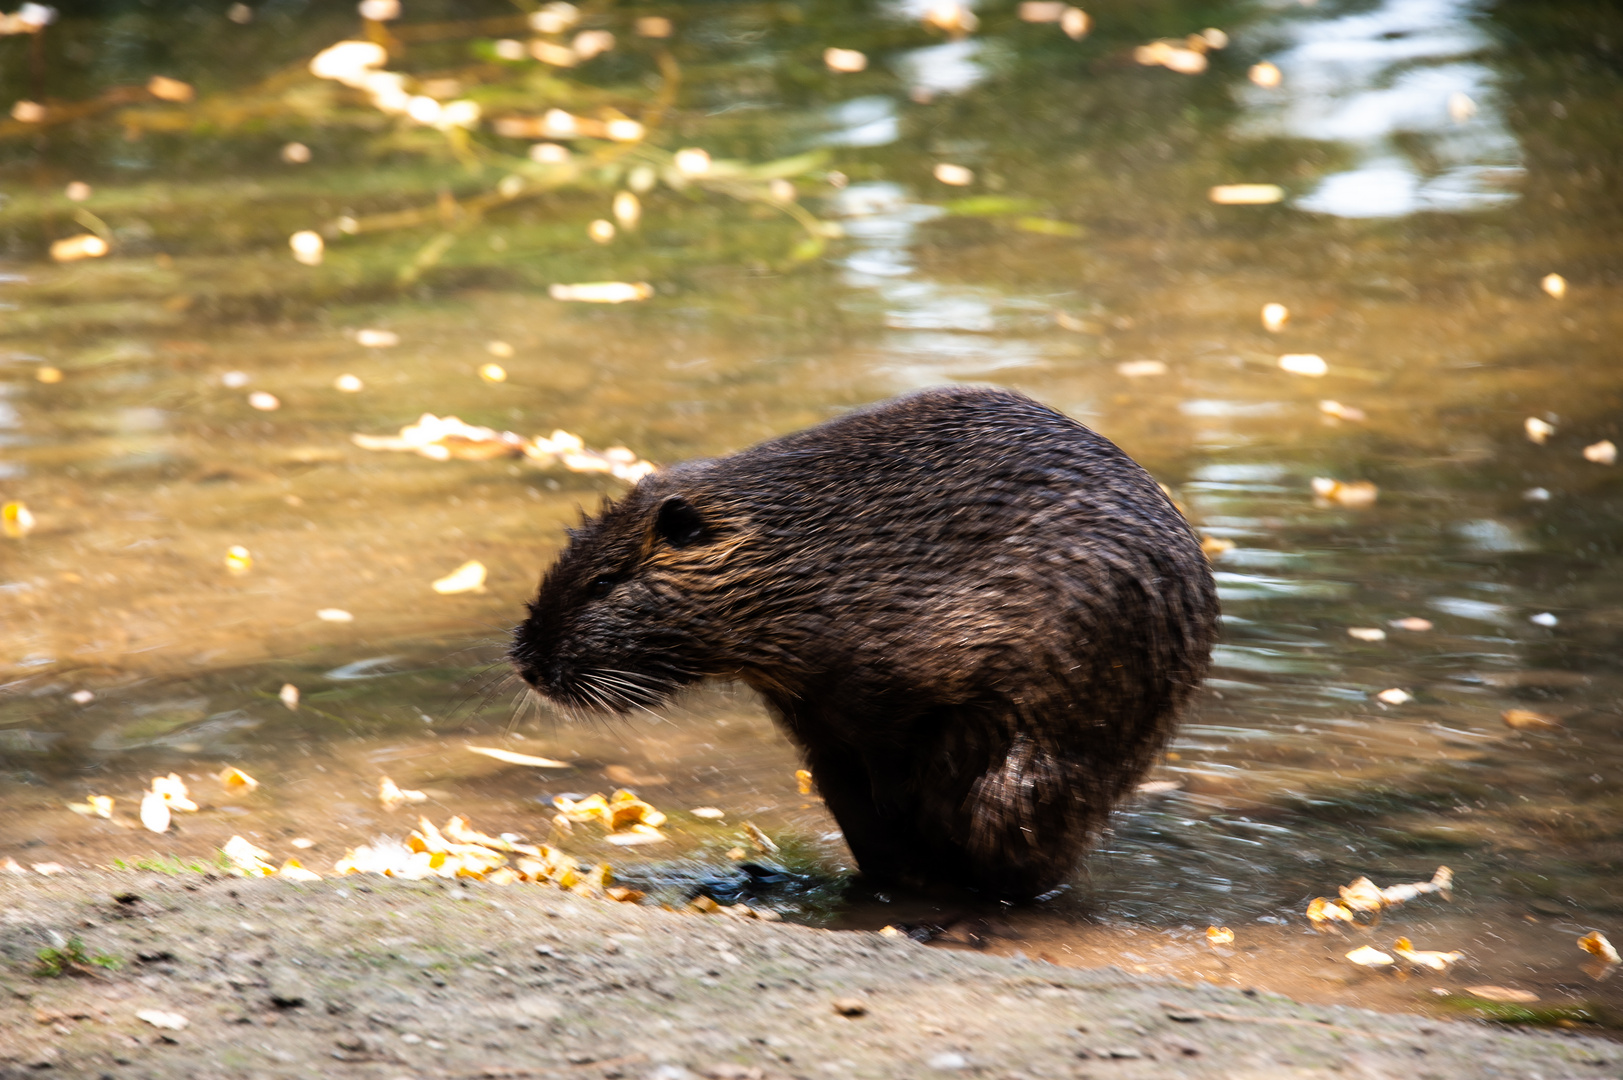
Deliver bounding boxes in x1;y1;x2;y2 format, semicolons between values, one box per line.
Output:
509;459;796;712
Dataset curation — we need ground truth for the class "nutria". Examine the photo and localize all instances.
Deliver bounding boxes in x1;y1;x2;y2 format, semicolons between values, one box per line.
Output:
510;387;1218;898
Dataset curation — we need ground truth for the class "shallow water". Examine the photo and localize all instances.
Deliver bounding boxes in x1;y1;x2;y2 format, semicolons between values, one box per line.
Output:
2;0;1621;1025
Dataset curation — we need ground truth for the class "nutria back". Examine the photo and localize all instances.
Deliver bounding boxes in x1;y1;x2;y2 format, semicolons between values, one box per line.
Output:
510;386;1219;897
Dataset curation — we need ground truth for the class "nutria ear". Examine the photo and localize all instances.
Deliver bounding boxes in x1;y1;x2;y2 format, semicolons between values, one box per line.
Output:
655;495;710;549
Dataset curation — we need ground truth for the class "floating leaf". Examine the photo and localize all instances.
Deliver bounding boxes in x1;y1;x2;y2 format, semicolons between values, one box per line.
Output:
1209;184;1283;205
1249;61;1282;88
1261;302;1288;331
1135;40;1207;73
1206;926;1234;945
674;147;711;176
355;328;399;348
743;821;779;854
1319;400;1366;422
1583;440;1617;465
1347;627;1386;642
1339;876;1386;913
1541;273;1566;299
219;766;258;791
289;230;324;265
1376;688;1412;705
1525;417;1555;444
1345;946;1394;967
548;282;653;303
2;501;35;538
378;776;427;810
824;47;867;73
1278;353;1328;377
431;560;487;595
67;795;114;818
933;163;974;187
1499;708;1561;733
1306;896;1355;927
50;234;108;262
224;545;252;575
279;683;299;710
146;75;194;102
465;745;570;768
1312;478;1378;508
1578;931;1620;964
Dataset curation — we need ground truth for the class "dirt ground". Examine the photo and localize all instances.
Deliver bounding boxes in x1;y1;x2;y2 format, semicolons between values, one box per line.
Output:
2;874;1619;1080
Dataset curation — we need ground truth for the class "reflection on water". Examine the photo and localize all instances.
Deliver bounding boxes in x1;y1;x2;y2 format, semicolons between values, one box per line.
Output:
2;0;1622;1022
1240;0;1524;217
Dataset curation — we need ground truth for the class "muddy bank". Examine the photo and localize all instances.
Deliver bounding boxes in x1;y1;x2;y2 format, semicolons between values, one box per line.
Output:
1;873;1618;1079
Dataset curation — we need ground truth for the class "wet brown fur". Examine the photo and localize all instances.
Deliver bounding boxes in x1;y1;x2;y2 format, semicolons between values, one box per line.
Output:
510;387;1219;898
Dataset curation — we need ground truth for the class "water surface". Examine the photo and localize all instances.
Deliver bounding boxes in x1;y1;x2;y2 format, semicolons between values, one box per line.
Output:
2;0;1621;1024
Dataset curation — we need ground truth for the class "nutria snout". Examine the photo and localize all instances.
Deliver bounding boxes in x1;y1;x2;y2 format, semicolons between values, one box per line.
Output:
510;386;1219;898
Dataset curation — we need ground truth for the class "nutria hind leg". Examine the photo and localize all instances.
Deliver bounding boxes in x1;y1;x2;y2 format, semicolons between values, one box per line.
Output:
941;732;1095;899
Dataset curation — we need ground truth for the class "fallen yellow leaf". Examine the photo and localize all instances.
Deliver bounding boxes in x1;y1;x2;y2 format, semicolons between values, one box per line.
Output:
139;791;170;834
222;835;276;876
1392;937;1462;971
152;773;198;811
276;858;322;882
1345;945;1394;967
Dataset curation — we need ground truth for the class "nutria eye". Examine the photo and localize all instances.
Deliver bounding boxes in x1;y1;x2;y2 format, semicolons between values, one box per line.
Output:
589;575;620;598
656;495;710;549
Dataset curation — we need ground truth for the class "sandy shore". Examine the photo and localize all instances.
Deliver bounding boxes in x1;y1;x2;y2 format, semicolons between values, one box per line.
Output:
1;873;1617;1079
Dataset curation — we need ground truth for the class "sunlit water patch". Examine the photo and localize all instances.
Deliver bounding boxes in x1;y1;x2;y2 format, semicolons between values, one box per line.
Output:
1239;0;1523;217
